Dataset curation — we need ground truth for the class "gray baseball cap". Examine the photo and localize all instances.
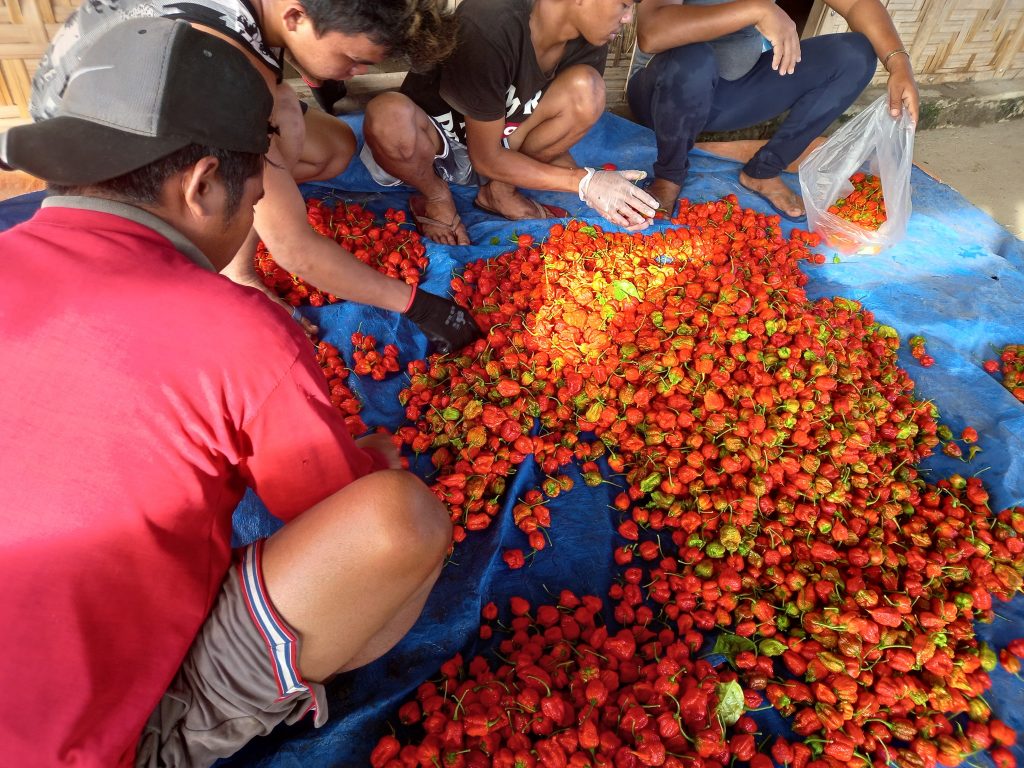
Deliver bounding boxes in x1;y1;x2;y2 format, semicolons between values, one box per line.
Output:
0;17;273;185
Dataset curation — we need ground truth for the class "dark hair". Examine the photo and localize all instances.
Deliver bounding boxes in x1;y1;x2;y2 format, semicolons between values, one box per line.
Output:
301;0;457;69
48;145;263;218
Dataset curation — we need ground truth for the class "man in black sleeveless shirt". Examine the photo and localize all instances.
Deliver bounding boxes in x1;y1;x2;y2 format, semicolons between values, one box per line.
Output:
361;0;660;246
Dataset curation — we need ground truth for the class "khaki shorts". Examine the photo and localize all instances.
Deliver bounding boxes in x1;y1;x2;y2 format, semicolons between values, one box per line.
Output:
135;540;327;768
360;113;479;187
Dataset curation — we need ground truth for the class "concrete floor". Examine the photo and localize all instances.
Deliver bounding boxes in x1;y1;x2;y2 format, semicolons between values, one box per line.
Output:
912;119;1024;239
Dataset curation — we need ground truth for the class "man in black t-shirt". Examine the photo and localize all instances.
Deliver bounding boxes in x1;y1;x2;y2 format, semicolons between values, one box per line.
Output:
361;0;659;246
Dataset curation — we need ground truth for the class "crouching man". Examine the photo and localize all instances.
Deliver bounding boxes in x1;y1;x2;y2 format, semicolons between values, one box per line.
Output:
0;18;450;767
361;0;660;246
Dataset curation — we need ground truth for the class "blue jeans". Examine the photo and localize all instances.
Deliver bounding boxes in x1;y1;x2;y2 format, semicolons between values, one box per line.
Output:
626;33;877;185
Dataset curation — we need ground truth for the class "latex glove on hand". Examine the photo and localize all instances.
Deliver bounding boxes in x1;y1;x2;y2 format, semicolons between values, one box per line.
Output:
578;168;658;230
404;287;483;355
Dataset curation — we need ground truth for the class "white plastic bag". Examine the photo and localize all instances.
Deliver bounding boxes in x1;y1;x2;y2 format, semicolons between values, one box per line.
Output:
799;95;915;255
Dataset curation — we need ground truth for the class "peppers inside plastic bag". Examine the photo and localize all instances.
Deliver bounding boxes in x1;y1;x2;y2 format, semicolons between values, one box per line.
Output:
798;95;915;255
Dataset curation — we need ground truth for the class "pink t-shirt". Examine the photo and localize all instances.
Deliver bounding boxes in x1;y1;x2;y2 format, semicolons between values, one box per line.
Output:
0;201;386;766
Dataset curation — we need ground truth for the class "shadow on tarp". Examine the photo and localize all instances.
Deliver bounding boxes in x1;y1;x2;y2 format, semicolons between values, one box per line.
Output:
0;113;1021;765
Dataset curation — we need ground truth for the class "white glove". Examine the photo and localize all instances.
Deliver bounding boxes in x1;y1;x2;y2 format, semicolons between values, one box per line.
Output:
578;167;659;230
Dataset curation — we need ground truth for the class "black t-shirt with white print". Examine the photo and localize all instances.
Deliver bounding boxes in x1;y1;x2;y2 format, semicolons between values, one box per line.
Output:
401;0;608;145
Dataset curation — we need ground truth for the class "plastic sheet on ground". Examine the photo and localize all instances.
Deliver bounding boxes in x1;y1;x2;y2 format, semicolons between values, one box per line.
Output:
2;112;1021;766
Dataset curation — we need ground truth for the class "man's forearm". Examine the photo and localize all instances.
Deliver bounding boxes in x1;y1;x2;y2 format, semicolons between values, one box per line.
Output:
468;144;587;196
829;0;905;62
260;227;414;312
637;0;768;55
253;163;413;313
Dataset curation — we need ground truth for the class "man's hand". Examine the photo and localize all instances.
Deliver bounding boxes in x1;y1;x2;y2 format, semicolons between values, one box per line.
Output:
754;3;801;75
578;169;658;230
886;57;919;125
404;288;483;355
220;233;319;337
356;432;403;470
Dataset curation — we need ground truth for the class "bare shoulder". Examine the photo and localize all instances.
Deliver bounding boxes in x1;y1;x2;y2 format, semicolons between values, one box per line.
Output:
639;0;685;13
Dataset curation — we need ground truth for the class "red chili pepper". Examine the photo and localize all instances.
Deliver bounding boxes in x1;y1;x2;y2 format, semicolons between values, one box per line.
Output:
791;742;812;768
990;719;1018;747
824;733;856;762
536;739;567;768
771;738;794;765
729;733;756;761
992;748;1018;768
604;631;637;661
370;735;401;767
540;696;566;724
868;605;903;628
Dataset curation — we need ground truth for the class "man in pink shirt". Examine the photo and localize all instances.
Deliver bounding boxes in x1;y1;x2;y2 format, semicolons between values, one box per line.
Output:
0;18;450;767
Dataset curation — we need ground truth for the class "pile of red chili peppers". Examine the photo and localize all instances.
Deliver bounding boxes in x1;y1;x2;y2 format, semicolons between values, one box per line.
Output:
828;173;887;232
256;195;1023;768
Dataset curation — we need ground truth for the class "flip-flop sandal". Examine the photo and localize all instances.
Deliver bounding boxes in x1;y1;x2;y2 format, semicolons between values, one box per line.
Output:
409;195;466;243
739;182;807;223
473;196;568;220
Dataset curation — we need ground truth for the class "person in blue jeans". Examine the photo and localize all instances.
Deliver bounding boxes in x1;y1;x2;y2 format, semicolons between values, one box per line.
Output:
627;0;920;220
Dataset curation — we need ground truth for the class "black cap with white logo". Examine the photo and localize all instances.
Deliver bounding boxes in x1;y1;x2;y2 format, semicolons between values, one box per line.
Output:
0;17;273;185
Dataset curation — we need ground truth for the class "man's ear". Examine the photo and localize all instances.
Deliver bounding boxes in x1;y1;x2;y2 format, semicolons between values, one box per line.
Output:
180;156;222;221
281;1;307;33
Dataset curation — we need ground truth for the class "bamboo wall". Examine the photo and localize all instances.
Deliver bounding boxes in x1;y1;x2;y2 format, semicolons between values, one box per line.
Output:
0;0;77;120
806;0;1024;85
0;0;1021;118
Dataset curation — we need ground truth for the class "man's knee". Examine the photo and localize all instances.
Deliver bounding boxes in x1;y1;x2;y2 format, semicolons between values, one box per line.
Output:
629;43;717;129
560;64;606;124
358;470;452;573
300;112;356;181
840;32;878;87
656;43;718;95
814;32;877;90
364;92;424;160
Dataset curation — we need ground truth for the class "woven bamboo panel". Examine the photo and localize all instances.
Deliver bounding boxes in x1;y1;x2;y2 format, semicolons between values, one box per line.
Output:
0;0;80;117
808;0;1024;84
2;0;1020;116
604;18;638;110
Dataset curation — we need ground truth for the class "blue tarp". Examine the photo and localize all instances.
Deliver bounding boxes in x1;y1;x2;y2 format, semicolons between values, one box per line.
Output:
3;113;1021;765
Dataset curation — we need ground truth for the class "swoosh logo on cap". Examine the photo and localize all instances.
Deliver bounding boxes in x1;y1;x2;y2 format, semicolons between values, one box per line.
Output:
66;64;115;85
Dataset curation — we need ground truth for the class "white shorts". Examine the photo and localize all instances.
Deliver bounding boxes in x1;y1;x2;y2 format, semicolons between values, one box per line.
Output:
360;114;478;187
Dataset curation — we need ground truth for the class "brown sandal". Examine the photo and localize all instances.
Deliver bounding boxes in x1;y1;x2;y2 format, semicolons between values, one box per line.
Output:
409;194;467;243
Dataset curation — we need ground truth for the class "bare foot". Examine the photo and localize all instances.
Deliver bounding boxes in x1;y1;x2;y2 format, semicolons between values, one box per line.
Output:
410;194;470;246
475;182;565;221
739;172;805;219
646;178;682;218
